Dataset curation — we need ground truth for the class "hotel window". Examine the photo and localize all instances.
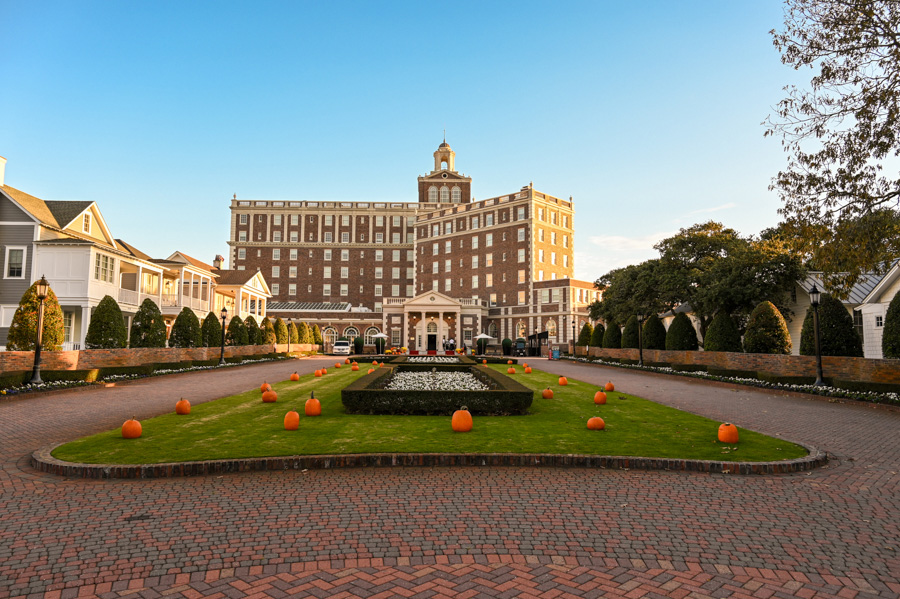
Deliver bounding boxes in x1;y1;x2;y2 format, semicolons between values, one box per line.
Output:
542;289;550;303
291;214;299;225
341;232;350;243
551;272;557;280
309;216;315;223
5;247;25;278
407;250;414;261
393;284;401;296
63;311;73;343
238;232;247;242
433;243;439;255
451;187;461;202
274;214;282;225
340;284;349;296
375;267;383;279
376;215;384;227
489;293;497;306
486;253;493;267
518;228;525;241
360;268;365;275
272;266;280;278
393;216;402;227
325;215;333;226
486;234;493;247
406;285;414;296
273;249;280;260
290;249;297;260
342;215;350;226
407;232;414;243
273;231;282;242
876;315;884;327
445;278;452;291
428;187;438;201
290;232;298;242
552;213;558;225
445;241;452;253
341;250;349;261
237;248;246;260
563;216;568;228
289;266;297;278
375;284;383;296
538;250;545;262
472;275;479;289
341;267;349;278
445;259;452;272
552;289;561;303
538;270;544;281
472;256;479;268
288;284;296;296
94;254;115;283
324;232;333;243
440;187;449;202
551;232;557;245
392;249;401;261
392;233;401;243
538;208;544;221
375;233;384;243
471;216;479;229
83;213;91;233
324;249;332;260
518;291;526;305
563;255;568;267
406;267;413;279
392;267;400;279
472;236;479;249
432;262;439;274
486;213;494;226
518;249;526;262
551;252;556;265
563;235;568;248
517;207;526;220
444;222;453;234
258;215;264;222
539;229;544;242
432;224;439;236
375;250;383;261
239;214;248;224
272;283;280;295
359;233;365;242
486;273;493;287
324;267;331;278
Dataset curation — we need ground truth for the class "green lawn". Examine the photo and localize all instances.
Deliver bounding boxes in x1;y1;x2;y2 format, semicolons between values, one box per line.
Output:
52;366;808;464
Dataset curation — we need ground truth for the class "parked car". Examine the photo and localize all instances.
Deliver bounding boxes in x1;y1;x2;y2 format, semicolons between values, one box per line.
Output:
332;340;351;355
514;341;527;356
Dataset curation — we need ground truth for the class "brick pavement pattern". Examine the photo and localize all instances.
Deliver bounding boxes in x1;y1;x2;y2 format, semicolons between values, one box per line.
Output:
1;357;899;598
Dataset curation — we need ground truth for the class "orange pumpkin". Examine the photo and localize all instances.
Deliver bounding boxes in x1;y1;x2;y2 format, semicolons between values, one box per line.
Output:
507;360;513;365
604;381;615;392
367;368;374;374
351;363;359;371
559;376;568;386
507;367;516;374
260;382;272;393
523;363;529;368
175;398;191;415
290;372;300;381
262;390;278;403
451;407;473;432
305;396;322;416
314;370;322;377
593;391;607;405
335;362;342;368
524;367;532;374
321;368;327;375
587;417;606;430
718;423;739;444
122;417;142;439
345;358;351;364
542;387;554;399
373;360;378;365
483;359;487;364
378;362;383;368
284;410;300;430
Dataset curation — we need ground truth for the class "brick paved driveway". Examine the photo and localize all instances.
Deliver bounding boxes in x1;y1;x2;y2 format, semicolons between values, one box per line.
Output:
1;357;898;598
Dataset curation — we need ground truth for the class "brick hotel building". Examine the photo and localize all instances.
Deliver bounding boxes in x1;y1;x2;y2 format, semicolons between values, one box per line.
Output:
227;141;599;352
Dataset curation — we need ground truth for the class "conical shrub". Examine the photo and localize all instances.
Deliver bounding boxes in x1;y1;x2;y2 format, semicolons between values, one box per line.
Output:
621;316;639;349
641;314;666;350
85;295;127;349
168;307;202;348
590;323;605;347
666;312;699;351
6;280;65;351
883;292;900;358
201;312;222;347
799;294;862;357
602;321;621;348
744;301;791;354
130;298;167;348
704;312;742;352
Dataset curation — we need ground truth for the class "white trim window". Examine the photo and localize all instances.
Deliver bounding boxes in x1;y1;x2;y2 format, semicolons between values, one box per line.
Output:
94;253;115;283
4;246;26;279
83;213;91;234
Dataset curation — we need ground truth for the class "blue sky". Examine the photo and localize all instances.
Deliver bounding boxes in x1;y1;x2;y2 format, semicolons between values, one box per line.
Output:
1;0;801;280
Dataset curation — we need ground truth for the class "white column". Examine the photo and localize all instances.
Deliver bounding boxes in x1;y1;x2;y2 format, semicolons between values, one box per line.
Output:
79;306;91;348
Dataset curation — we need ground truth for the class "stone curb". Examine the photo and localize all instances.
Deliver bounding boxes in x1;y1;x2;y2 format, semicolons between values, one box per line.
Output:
31;443;827;480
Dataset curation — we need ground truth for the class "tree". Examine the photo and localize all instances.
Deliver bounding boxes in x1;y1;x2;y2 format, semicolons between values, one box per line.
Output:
244;315;259;345
766;0;900;297
289;322;300;344
602;321;621;348
6;281;65;351
593;260;670;326
641;314;667;350
274;317;289;344
665;313;699;351
85;295;127;349
577;323;593;346
621;316;640;349
201;312;222;348
312;324;323;345
130;298;167;348
168;307;202;348
502;338;512;355
353;336;364;353
226;316;249;346
704;313;743;353
261;317;276;344
799;294;863;356
590;323;605;347
883;292;900;358
744;301;792;354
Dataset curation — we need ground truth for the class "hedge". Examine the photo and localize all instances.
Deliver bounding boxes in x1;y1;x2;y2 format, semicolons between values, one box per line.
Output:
130;298;168;348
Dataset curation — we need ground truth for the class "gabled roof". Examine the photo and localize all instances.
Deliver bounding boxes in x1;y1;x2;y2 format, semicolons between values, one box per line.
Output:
214;269;258;286
860;261;900;304
268;302;352;312
116;239;154;261
1;185;58;225
803;273;883;305
46;201;94;229
167;251;216;273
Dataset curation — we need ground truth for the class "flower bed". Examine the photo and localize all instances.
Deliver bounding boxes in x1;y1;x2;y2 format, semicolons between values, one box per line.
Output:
384;371;487;391
406;356;461;364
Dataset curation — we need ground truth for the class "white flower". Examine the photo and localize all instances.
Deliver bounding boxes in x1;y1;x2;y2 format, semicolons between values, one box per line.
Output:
385;371;488;391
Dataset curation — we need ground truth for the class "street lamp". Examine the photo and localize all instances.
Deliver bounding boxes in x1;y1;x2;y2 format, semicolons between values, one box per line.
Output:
571;318;576;356
29;275;50;384
287;318;292;355
219;306;228;366
637;312;645;367
809;284;825;386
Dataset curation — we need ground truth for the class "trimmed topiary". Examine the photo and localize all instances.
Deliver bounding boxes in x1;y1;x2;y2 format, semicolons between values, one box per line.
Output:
621;316;639;349
6;280;65;351
168;307;202;348
666;312;699;351
590;323;605;347
602;321;622;348
85;295;128;349
289;322;300;344
261;317;276;344
244;316;259;345
703;312;743;352
201;312;223;347
744;301;791;354
800;294;862;357
883;292;900;359
274;317;288;344
642;314;667;350
226;316;249;346
130;298;167;348
312;324;323;345
502;337;512;355
577;323;593;347
353;336;364;353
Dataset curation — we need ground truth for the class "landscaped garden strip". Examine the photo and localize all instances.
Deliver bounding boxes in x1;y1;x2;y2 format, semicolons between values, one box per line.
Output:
51;365;808;465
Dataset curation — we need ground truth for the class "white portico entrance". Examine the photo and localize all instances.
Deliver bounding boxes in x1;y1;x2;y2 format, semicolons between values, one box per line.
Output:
382;291;487;353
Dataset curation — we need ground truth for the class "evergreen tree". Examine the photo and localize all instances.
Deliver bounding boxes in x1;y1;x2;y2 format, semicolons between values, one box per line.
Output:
883;292;900;359
744;301;792;354
274;317;289;344
799;294;863;357
85;295;128;349
641;314;667;350
6;280;65;351
602;321;621;348
665;312;699;351
244;315;259;345
590;323;605;347
704;312;742;352
261;317;277;344
312;324;323;345
577;322;593;346
226;316;249;346
291;322;302;344
130;298;167;348
201;311;223;348
621;316;640;349
168;307;202;348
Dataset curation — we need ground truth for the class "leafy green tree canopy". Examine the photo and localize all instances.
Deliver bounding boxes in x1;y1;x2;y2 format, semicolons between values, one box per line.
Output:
85;295;127;349
130;298;167;348
168;307;202;348
800;294;863;357
6;281;65;351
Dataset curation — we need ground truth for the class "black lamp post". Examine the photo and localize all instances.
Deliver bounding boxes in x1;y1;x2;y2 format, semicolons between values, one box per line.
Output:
219;306;228;366
29;275;50;384
571;318;576;356
637;312;645;367
287;318;292;355
809;284;825;386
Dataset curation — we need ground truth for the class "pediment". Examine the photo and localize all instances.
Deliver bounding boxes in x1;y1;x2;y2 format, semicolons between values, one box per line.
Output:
419;171;471;183
403;291;461;308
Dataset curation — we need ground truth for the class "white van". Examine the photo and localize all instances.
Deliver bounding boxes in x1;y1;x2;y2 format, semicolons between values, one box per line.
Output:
332;340;351;355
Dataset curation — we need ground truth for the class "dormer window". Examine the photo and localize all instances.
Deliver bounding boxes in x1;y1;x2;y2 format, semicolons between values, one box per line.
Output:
83;213;91;234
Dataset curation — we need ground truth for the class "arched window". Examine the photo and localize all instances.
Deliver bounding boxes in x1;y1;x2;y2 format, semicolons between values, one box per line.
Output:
428;186;438;202
516;322;526;338
364;327;380;345
440;187;449;202
488;322;499;339
451;187;461;202
324;327;337;345
427;321;438;333
546;320;557;337
344;326;359;339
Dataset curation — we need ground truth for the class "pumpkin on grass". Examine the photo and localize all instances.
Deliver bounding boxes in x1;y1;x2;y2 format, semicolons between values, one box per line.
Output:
321;368;328;375
262;390;278;403
175;398;191;415
314;370;322;377
284;410;300;430
558;376;568;386
507;360;513;365
290;372;300;381
482;359;487;364
305;392;321;416
587;417;605;430
122;417;142;439
367;368;374;374
345;358;351;364
451;406;473;432
524;367;532;374
718;423;739;444
507;367;516;374
351;363;359;371
604;381;615;392
260;382;272;393
593;391;607;405
542;388;554;399
335;362;342;368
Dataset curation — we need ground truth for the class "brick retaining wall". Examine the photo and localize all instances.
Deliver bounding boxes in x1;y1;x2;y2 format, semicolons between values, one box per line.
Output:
0;344;320;372
577;347;900;385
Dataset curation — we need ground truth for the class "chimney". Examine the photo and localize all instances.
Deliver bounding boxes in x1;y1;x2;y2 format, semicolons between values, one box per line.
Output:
213;254;224;269
0;156;6;187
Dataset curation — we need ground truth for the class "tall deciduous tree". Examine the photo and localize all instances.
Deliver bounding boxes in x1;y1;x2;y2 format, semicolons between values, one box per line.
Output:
766;0;900;297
